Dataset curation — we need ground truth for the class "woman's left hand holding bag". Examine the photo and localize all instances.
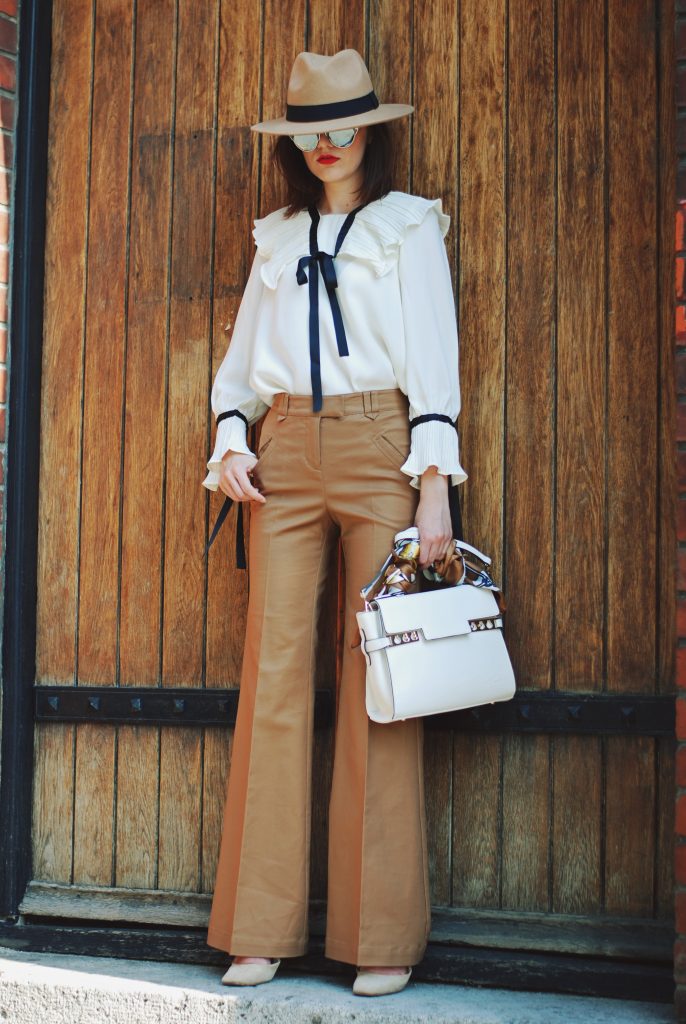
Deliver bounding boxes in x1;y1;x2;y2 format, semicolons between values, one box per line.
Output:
415;467;452;568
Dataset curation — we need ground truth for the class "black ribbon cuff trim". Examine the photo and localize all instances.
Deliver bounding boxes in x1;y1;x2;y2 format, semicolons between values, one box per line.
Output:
216;409;249;429
410;413;457;430
206;409;250;570
286;91;379;123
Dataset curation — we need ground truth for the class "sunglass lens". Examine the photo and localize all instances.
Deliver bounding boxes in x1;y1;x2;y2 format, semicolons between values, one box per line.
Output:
327;128;357;148
291;133;319;152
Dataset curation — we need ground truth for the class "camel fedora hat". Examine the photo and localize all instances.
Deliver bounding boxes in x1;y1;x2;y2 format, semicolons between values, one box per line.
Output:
250;49;414;135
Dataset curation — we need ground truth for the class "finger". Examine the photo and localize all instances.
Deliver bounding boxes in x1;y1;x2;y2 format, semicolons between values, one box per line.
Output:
221;470;251;502
236;466;266;503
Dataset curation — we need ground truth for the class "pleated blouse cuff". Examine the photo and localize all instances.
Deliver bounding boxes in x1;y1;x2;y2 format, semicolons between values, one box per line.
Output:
400;419;469;490
202;416;255;491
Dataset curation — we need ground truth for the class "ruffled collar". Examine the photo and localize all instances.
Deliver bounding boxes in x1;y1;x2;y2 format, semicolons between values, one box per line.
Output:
252;190;450;289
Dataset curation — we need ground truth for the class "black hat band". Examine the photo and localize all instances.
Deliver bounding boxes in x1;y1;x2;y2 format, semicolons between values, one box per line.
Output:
286;90;380;123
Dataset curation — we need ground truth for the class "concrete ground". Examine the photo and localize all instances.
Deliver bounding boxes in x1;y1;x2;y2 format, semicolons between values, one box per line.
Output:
0;945;676;1024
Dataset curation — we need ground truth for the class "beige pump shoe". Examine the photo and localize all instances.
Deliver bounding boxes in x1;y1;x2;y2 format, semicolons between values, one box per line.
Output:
352;967;412;996
221;958;281;986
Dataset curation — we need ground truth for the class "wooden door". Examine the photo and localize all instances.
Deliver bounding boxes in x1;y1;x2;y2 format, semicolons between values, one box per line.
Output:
25;0;675;991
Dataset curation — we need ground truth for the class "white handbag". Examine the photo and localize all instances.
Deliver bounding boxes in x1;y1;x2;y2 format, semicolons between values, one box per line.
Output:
356;527;516;723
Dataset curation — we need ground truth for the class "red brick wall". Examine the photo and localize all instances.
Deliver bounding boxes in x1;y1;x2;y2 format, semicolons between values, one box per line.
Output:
0;0;16;595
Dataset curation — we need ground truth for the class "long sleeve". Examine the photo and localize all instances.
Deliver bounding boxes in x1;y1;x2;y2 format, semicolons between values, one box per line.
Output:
397;208;468;489
202;250;270;491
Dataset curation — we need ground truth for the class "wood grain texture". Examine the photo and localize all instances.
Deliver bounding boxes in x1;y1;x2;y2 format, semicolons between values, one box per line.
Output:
551;735;601;913
604;735;655;916
504;0;555;690
457;0;506;573
35;0;92;684
115;726;159;888
73;723;116;885
77;0;132;685
657;0;677;695
308;0;365;54
204;0;262;687
161;1;217;687
158;0;218;894
258;0;306;216
32;0;94;892
452;734;500;908
501;735;549;911
71;0;134;887
119;0;175;687
606;0;657;692
425;731;453;906
555;0;605;689
368;0;412;192
201;727;232;893
158;726;202;890
656;737;676;918
31;724;75;882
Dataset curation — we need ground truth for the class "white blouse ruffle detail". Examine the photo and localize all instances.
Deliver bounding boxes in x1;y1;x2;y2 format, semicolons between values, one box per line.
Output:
253;190;451;288
203;190;467;492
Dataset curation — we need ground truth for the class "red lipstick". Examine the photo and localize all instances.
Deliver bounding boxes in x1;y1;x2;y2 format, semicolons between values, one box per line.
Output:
317;155;339;164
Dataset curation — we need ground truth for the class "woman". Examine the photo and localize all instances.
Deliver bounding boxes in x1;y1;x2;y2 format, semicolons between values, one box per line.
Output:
203;48;467;997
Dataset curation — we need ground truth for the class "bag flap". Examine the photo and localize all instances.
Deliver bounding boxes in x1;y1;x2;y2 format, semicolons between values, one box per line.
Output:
374;585;500;641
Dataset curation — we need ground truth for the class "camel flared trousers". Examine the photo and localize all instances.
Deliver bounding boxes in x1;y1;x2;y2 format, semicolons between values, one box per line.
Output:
206;388;431;967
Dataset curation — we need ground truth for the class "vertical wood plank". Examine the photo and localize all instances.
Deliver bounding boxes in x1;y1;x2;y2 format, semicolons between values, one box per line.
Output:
605;735;655;916
115;0;175;892
33;0;95;890
119;2;175;687
501;736;549;911
161;0;217;687
425;732;452;906
368;0;412;192
656;737;675;918
657;0;677;695
72;0;135;887
115;726;159;888
555;0;605;689
72;724;116;884
31;725;74;882
505;0;555;690
551;736;601;913
77;0;132;686
204;0;262;688
202;0;263;902
158;728;203;890
36;0;92;685
201;727;232;893
458;0;506;569
606;0;657;692
259;0;306;216
450;0;506;915
500;0;554;916
452;734;500;908
158;0;218;890
308;0;365;53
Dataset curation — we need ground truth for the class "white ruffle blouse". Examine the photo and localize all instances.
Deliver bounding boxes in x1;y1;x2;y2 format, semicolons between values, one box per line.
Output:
202;189;468;491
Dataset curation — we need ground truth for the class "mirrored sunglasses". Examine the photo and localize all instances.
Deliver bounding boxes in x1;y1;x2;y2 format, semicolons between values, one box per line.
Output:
290;127;359;152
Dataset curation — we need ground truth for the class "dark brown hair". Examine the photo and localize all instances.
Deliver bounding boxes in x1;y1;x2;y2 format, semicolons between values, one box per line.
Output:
272;122;394;216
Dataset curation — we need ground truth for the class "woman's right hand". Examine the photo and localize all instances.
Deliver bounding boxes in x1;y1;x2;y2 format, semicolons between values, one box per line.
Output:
218;451;266;504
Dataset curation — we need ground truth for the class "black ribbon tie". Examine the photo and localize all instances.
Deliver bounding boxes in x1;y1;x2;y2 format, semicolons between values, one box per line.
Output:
297;203;364;411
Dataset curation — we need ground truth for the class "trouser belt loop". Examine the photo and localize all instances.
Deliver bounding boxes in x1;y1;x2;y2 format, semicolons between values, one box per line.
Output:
276;393;290;421
363;390;378;420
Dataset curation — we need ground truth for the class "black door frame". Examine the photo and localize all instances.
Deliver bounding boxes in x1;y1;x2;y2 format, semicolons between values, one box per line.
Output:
0;0;51;921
